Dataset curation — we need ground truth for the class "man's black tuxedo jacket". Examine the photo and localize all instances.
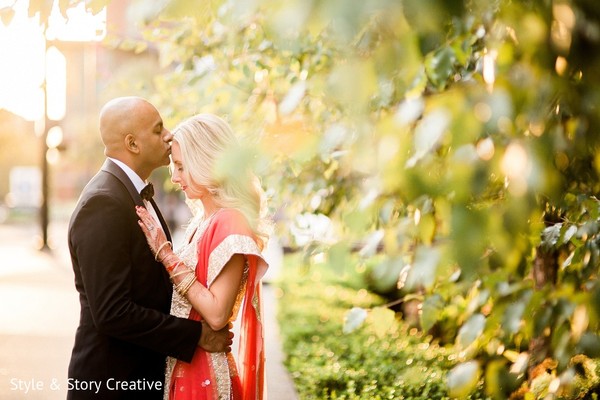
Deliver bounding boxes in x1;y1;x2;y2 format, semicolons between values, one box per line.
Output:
67;159;201;399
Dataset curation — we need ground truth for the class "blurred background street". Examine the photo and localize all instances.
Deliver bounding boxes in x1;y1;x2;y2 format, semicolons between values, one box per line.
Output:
0;220;75;399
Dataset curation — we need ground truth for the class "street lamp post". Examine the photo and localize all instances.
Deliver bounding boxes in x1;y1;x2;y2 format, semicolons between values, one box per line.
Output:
39;41;66;251
37;3;105;250
40;122;50;250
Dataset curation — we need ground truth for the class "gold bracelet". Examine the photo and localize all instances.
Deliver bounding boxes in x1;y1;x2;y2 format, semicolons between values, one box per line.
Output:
175;272;194;294
155;241;172;261
176;273;196;297
175;272;189;288
176;276;194;297
171;267;192;280
180;274;196;296
174;275;187;294
171;261;186;274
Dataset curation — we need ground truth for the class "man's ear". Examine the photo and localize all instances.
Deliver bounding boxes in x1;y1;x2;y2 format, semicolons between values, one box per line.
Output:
125;134;140;154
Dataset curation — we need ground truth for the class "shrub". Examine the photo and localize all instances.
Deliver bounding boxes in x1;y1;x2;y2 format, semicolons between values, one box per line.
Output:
276;253;489;399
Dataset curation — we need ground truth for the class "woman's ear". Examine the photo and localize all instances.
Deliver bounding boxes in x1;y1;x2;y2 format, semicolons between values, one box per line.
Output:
125;134;139;153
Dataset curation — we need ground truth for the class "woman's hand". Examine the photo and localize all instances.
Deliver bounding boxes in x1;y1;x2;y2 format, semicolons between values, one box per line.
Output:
136;206;173;263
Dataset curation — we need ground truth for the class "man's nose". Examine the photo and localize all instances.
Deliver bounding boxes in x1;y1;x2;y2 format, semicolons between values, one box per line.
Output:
163;130;173;142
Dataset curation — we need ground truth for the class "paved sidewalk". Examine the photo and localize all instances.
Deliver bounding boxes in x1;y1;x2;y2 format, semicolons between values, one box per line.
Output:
0;221;297;399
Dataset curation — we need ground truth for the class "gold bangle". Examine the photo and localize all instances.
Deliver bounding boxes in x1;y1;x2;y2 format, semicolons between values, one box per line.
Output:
175;273;193;293
181;274;196;296
171;261;186;274
155;241;172;261
171;267;192;280
176;278;192;297
176;273;196;297
166;260;181;273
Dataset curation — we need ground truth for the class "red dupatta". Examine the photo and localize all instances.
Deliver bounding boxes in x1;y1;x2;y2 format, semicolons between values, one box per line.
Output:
238;256;265;399
174;208;266;400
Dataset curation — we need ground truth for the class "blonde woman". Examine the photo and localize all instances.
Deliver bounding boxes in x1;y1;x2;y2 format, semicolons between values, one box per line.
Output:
136;114;269;399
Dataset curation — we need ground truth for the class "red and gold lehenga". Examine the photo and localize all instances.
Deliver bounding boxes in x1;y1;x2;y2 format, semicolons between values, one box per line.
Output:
165;208;268;400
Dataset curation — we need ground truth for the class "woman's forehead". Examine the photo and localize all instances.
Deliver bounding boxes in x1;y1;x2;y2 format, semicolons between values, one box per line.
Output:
170;141;182;160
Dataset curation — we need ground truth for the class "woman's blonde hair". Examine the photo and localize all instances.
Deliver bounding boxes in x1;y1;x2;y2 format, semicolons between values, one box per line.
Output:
172;113;270;249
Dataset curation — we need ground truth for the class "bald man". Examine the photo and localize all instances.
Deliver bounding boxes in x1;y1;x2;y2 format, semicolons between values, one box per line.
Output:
67;97;232;399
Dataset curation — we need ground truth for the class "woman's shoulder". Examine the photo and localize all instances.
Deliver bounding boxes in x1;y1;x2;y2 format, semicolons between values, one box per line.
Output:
214;207;245;221
213;208;252;233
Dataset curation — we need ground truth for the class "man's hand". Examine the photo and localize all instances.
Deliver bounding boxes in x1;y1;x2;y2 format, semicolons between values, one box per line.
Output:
199;321;234;353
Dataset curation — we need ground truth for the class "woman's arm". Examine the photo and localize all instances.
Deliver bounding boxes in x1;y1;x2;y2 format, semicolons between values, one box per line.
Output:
170;254;245;330
136;206;245;331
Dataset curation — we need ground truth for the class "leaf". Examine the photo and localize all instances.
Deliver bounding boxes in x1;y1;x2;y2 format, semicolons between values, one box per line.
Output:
214;143;259;181
424;46;456;90
503;349;520;363
456;313;486;349
327;242;352;275
359;229;384;258
577;333;600;357
579;221;600;238
561;224;578;244
85;0;110;15
405;245;441;290
262;117;316;161
368;257;405;294
541;223;561;250
327;59;377;110
561;251;574;269
0;7;14;26
343;307;368;334
369;307;396;338
134;41;148;54
484;359;515;399
508;352;529;374
160;0;214;24
405;108;450;167
406;67;428;98
583;197;600;220
58;0;70;18
417;213;436;245
503;301;526;334
420;294;444;332
319;123;348;156
395;96;424;126
447;361;481;398
242;64;251;79
278;81;306;115
28;0;54;25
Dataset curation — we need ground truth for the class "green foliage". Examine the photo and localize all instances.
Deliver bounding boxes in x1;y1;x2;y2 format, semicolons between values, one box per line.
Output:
26;0;108;25
278;254;600;399
122;0;600;396
277;253;490;399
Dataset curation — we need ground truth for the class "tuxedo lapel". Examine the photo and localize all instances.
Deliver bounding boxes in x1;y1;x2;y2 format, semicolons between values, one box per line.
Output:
101;159;145;207
101;159;172;241
149;198;172;242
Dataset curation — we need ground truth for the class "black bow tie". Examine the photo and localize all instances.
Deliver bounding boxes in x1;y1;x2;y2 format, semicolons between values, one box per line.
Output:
140;183;154;201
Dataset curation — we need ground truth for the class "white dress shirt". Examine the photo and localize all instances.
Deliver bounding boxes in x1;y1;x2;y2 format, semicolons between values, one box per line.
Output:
108;157;161;225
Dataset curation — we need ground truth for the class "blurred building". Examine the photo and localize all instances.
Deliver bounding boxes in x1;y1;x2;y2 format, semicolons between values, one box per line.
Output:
0;0;161;218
